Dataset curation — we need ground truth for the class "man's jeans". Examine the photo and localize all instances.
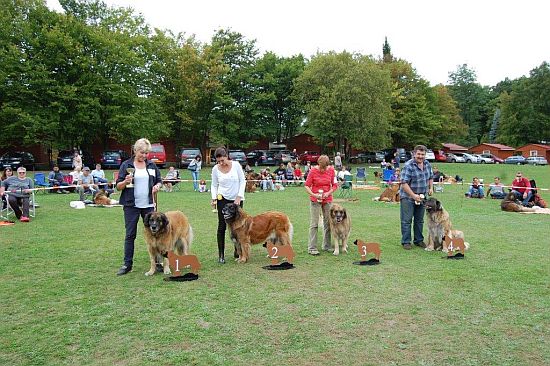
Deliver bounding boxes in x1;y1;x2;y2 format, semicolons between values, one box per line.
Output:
512;190;533;206
400;197;425;245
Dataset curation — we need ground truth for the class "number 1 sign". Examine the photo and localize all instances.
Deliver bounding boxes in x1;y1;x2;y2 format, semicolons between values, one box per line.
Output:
164;251;201;281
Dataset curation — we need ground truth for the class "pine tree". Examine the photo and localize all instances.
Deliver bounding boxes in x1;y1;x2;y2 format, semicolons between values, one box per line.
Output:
382;37;392;63
489;108;500;142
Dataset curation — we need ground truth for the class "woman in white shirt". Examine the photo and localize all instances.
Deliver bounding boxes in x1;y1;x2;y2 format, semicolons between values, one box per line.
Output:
210;147;246;263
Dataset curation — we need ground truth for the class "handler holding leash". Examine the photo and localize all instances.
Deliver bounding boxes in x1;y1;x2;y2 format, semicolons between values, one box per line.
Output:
116;138;163;276
210;147;246;264
399;145;433;250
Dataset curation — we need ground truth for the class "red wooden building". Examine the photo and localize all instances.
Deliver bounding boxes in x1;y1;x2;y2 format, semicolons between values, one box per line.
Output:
515;143;550;160
468;143;515;160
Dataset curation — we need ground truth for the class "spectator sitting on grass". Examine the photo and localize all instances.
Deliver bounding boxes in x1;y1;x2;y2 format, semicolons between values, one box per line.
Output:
487;177;506;199
465;177;485;199
77;167;98;201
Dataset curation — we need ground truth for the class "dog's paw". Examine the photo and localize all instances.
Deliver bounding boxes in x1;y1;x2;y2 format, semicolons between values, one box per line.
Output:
144;270;155;276
333;251;339;256
343;248;348;254
424;247;434;251
163;268;171;275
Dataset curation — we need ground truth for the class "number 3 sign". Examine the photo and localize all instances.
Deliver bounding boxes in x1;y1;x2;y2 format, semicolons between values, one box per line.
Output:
352;239;381;265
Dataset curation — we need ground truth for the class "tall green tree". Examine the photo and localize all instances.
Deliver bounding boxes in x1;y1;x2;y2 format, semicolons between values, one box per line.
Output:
294;52;392;154
498;62;550;145
447;64;491;145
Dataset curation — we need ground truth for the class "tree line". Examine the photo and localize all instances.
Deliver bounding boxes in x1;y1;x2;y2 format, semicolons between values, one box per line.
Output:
1;0;549;155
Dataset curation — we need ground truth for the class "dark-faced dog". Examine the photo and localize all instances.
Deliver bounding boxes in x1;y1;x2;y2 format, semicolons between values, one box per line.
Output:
143;211;193;276
222;203;293;263
424;197;467;252
329;203;351;255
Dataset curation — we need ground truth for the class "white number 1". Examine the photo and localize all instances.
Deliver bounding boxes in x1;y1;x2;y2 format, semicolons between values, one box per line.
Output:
175;259;180;272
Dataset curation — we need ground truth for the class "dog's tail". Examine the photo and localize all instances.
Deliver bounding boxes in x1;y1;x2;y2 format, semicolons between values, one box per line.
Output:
289;222;294;244
174;225;193;255
464;241;470;250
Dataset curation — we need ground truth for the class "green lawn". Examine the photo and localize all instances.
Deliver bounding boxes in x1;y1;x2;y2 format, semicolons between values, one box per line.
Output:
1;163;549;365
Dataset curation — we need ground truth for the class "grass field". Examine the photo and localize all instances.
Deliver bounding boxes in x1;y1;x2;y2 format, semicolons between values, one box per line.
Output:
1;163;549;365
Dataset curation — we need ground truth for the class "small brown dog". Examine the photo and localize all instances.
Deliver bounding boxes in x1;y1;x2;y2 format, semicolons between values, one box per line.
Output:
374;183;400;203
353;240;381;261
93;190;118;205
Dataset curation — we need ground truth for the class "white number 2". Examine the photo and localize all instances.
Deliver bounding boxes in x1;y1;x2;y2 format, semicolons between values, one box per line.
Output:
270;246;279;259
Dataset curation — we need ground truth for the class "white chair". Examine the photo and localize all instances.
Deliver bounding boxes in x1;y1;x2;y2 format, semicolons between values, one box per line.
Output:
1;191;36;220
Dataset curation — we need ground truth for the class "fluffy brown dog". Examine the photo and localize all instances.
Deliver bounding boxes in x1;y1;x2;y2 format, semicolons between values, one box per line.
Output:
93;190;118;205
329;203;351;255
500;192;550;213
424;197;468;252
143;211;193;276
353;239;381;261
374;183;400;202
245;172;261;193
222;203;293;263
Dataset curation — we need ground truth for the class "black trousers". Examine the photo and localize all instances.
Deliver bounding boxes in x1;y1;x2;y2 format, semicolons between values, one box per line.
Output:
123;205;154;267
216;198;243;259
8;195;30;219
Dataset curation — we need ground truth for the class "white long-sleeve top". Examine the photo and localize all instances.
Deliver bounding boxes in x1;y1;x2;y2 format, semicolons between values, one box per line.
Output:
211;161;246;201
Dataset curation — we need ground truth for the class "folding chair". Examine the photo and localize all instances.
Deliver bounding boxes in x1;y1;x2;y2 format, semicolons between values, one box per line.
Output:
355;167;367;185
34;173;49;194
338;175;353;198
171;170;181;192
1;191;36;219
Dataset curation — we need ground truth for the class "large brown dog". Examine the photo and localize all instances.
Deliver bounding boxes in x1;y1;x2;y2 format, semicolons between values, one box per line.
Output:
501;192;550;214
245;172;261;193
374;183;400;202
222;203;293;263
143;211;193;276
329;203;351;255
424;197;468;252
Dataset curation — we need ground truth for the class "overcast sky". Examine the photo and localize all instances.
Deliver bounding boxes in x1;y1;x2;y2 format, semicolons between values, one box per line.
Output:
46;0;549;86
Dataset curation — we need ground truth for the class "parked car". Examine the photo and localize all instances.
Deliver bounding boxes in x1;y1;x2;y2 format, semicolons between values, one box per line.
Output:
147;143;166;168
525;156;548;165
100;150;130;169
504;155;527;165
349;151;384;164
299;151;320;164
453;152;480;163
246;150;268;166
474;154;494;164
272;150;292;164
0;151;35;170
425;149;436;162
434;150;447;162
263;150;281;166
57;150;94;169
383;148;411;163
480;153;503;164
446;153;465;163
180;148;201;168
229;150;247;168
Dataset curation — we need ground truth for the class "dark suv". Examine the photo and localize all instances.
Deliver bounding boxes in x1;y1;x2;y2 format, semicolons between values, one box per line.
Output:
383;148;411;163
229;150;247;168
100;150;130;169
349;151;384;164
246;150;268;166
0;151;35;170
57;150;94;169
180;148;201;168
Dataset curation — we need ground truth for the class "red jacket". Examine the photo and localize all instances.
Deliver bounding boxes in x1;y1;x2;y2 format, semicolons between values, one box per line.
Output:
305;167;338;203
511;177;531;194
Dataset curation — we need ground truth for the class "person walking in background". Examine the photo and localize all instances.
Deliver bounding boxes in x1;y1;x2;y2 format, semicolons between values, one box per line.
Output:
487;177;506;199
0;166;34;222
115;138;162;276
304;155;338;255
334;152;342;171
210;147;246;264
72;150;82;170
399;145;433;250
188;155;202;191
511;171;533;206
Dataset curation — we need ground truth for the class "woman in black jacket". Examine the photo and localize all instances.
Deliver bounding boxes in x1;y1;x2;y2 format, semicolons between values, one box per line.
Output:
115;138;163;276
